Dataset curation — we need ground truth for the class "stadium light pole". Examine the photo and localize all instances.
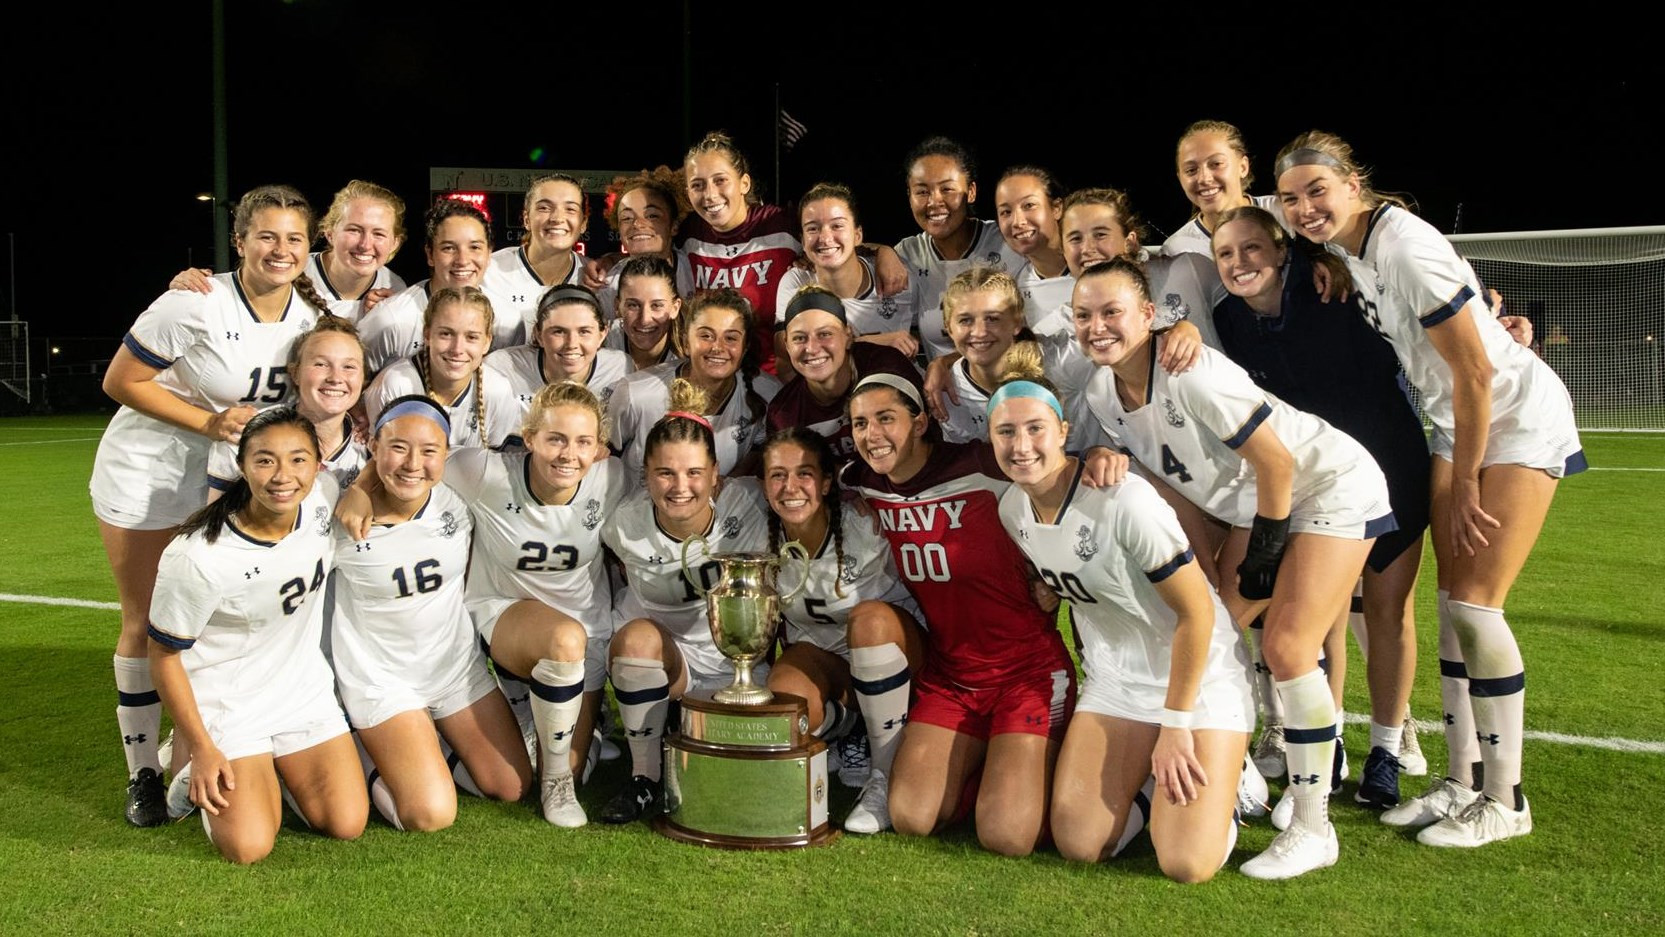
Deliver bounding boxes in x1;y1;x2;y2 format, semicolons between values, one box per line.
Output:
211;0;230;272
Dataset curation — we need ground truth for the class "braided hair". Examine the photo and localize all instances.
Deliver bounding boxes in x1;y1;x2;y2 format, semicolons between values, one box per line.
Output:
761;427;848;598
415;286;494;442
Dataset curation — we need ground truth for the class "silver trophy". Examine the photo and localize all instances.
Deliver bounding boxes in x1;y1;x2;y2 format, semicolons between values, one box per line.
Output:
680;537;810;705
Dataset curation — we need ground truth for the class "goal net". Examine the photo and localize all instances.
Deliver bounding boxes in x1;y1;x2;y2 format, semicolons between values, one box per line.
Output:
1448;225;1665;432
0;320;27;404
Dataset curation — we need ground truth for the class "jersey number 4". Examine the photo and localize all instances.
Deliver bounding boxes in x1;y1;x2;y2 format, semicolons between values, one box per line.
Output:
278;559;326;615
1160;445;1193;483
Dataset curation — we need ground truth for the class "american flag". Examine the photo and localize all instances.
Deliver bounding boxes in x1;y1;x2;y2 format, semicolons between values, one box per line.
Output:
779;109;808;151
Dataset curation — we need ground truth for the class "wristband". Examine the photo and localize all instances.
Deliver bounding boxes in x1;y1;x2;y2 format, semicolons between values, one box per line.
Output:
1160;708;1195;729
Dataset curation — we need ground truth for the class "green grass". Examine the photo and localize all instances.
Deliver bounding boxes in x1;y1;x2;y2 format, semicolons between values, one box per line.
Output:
2;416;1662;935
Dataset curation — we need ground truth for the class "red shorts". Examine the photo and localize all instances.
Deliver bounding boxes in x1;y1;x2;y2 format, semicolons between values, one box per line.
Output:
910;664;1076;742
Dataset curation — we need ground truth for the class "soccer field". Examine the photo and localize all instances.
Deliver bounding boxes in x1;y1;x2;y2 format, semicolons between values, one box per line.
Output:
1;415;1661;935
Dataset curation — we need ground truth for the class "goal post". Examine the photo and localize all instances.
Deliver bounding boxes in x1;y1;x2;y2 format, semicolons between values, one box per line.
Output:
0;319;28;405
1448;225;1665;432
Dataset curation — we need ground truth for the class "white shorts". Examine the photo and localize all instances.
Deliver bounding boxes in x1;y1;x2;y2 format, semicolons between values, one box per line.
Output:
1285;455;1397;541
90;412;213;529
470;596;613;693
783;596;923;661
1075;669;1254;734
339;655;500;730
1429;421;1586;479
611;590;756;691
207;675;352;761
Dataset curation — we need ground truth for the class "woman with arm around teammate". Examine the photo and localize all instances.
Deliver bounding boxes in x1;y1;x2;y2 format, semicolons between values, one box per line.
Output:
1076;257;1396;879
1275;132;1584;848
92;185;329;827
989;348;1252;883
760;428;927;834
357;200;494;373
147;408;367;862
364;287;498;449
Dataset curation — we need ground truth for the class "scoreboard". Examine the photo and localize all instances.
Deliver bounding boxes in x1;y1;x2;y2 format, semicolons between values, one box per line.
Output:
428;166;636;256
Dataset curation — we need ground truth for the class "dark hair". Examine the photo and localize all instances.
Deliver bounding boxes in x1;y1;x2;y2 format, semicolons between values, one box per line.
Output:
606;167;688;234
1060;187;1149;251
905;136;977;183
177;407;320;544
845;375;941;447
645;378;717;467
678;288;765;426
520;173;590;248
997;165;1066;201
425;199;493;249
616;253;678;298
534;283;606;334
1078;256;1154;305
685;131;762;206
761;428;848;598
798;182;862;228
232;184;334;317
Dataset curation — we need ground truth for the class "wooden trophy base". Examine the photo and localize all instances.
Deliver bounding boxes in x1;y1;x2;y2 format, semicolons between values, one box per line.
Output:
654;690;840;850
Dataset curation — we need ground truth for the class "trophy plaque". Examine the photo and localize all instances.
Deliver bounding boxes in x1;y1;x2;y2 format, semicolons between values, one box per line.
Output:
653;540;839;849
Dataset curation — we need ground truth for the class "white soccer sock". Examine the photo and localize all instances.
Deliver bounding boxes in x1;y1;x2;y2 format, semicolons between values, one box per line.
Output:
1113;776;1155;858
1369;720;1404;754
353;735;405;830
530;659;585;783
1276;668;1335;832
850;643;911;774
814;698;849;739
1437;589;1482;788
1448;599;1526;809
437;734;483;798
1247;618;1283;723
113;654;162;777
1347;578;1368;660
611;657;670;782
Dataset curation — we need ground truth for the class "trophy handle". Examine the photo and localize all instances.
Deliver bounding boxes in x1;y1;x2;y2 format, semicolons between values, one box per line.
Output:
680;534;714;597
777;540;812;603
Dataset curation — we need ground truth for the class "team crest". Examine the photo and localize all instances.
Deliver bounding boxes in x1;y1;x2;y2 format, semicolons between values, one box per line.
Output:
879;296;898;320
731;424;750;445
1163;398;1186;428
1074;524;1099;561
582;498;602;530
985;251;1002;265
313;506;330;536
838;553;858;585
720;515;741;539
1162;293;1189;322
439;511;459;538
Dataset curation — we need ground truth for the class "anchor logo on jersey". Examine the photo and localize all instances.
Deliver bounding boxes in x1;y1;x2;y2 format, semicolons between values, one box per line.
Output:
986;251;1002;265
1162;398;1186;428
838;554;858;585
731;423;750;445
439;511;459;538
879;296;898;320
1074;525;1099;561
1162;292;1189;323
581;498;602;531
314;506;331;536
719;515;741;539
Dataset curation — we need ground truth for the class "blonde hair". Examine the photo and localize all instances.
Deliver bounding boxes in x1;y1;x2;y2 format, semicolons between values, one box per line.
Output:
522;380;608;447
646;378;717;467
417;287;494;439
1275;130;1412;211
319;180;407;261
942;266;1024;322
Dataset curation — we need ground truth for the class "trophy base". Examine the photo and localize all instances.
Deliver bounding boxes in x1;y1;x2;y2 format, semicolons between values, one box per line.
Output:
657;691;839;851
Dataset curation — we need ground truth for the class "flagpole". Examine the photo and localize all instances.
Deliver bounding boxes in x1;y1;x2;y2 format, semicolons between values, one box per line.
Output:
773;83;782;206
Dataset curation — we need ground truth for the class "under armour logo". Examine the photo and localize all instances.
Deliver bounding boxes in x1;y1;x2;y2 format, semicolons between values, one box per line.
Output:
1445;712;1457;726
244;567;260;579
508;694;529;706
1290;773;1322;785
550;729;570;741
882;715;908;731
1254;661;1271;675
512;294;526;304
625;727;656;738
1024;714;1044;725
354;542;372;552
648;555;666;565
1477;732;1501;746
123;733;147;744
505;502;522;514
1115;417;1125;425
225;331;240;340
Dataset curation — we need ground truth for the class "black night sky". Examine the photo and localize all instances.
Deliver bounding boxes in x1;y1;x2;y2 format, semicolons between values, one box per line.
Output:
1;2;1657;363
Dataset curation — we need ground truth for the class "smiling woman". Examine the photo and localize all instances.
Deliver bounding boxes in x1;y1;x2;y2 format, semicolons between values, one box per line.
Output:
489;173;592;344
363;287;498;448
358;201;496;373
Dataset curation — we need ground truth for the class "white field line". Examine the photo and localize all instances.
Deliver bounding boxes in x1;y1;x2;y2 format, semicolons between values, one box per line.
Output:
1587;466;1665;472
1;593;119;610
1343;712;1665;755
0;437;102;446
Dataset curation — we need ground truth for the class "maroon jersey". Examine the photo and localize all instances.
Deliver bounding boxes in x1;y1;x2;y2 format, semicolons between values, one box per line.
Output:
766;344;922;461
678;203;801;374
842;441;1071;687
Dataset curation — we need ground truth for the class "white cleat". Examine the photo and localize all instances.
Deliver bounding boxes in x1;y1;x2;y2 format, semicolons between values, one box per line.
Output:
1270;787;1294;831
541;774;587;828
1240;822;1339;880
1398;714;1428;776
166;762;196;821
1380;775;1480;829
1251;722;1286;779
1417;796;1531;848
1237;754;1270;819
843;768;891;834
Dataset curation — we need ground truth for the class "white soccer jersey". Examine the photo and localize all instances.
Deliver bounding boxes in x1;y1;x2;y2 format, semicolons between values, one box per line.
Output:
597;249;697;314
330;483;479;707
1084;346;1387;529
1145;251;1227;351
1328;206;1581;466
776;501;915;658
772;258;924;340
448;449;627;638
599;323;683;370
939;358;994;445
363;358;487;449
357;280;430;374
607;362;782;480
601;478;772;668
1160;195;1284;259
999;468;1249;699
146;477;341;740
481;345;632;449
91;274;322;526
207;414;369;493
485;246;585;350
1015;263;1076;329
303;252;406;323
896;220;1024;360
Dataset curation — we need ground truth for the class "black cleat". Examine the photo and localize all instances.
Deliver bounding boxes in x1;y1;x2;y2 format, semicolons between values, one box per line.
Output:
599;774;660;824
1354;746;1403;809
125;768;168;827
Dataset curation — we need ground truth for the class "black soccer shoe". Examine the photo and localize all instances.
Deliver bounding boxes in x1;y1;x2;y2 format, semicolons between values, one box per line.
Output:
599;774;661;824
1354;746;1403;809
125;767;168;827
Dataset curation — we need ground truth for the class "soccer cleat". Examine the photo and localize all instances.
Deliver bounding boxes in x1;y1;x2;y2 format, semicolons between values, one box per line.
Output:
599;775;660;824
1237;754;1270;819
125;768;167;828
1380;775;1480;829
837;732;872;789
540;774;587;828
1417;796;1531;848
596;707;622;762
1251;721;1286;779
1333;739;1349;787
156;729;175;773
1270;787;1293;831
1398;714;1428;776
1239;822;1339;880
165;763;197;820
1354;746;1403;809
843;768;891;834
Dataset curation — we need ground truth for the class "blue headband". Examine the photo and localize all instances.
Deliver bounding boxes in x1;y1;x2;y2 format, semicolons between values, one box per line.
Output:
375;396;452;437
986;381;1064;422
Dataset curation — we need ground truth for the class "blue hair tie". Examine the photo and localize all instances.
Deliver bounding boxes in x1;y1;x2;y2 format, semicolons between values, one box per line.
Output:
986;380;1064;421
375;396;452;437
